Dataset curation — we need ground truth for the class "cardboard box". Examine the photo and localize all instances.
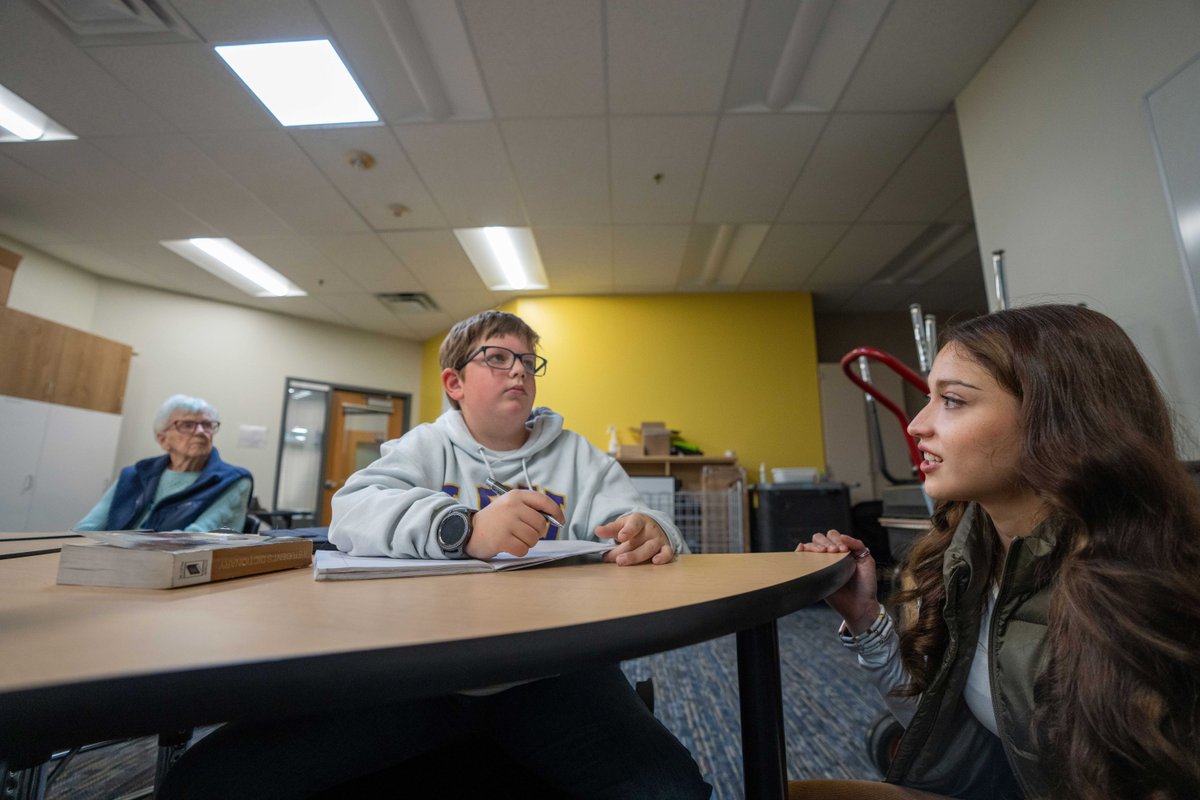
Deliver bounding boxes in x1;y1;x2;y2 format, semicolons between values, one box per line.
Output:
617;444;643;459
641;421;671;456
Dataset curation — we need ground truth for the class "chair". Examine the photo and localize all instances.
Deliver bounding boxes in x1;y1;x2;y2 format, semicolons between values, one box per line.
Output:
866;712;905;776
787;780;952;799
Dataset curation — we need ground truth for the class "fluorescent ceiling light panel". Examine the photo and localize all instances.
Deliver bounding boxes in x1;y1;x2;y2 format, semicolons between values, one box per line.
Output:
161;238;306;297
0;83;76;142
215;39;378;126
454;227;548;291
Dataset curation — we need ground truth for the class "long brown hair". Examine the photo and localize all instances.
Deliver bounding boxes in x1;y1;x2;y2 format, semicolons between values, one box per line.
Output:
892;304;1200;799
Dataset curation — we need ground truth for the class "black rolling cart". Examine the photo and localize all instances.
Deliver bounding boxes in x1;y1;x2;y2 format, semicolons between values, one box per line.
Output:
749;482;852;552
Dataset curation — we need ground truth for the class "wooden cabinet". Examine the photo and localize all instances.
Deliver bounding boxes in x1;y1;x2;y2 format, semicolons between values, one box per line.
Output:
0;302;132;531
0;307;132;414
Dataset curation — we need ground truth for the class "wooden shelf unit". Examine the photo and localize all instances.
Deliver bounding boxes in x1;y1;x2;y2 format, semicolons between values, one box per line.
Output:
616;455;739;491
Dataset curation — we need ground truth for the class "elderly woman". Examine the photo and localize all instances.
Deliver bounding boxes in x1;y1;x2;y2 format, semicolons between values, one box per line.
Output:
76;394;252;532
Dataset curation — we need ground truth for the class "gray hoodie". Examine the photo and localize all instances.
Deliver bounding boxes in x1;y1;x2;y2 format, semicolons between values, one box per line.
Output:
328;406;686;559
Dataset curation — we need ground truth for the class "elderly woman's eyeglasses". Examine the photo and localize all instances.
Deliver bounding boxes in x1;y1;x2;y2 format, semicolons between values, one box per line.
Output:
170;420;220;434
457;346;547;376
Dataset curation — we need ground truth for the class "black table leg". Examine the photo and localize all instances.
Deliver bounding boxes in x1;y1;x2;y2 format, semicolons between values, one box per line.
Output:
737;619;786;800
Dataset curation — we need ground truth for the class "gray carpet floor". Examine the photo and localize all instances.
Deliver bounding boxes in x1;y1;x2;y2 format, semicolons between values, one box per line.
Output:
44;604;884;799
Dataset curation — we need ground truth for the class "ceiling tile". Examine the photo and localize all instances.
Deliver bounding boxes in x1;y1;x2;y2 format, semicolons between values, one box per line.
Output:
806;224;926;287
778;113;939;222
607;0;746;114
723;0;890;112
426;289;501;323
0;141;207;240
313;292;414;336
166;0;330;43
87;43;274;132
695;114;826;223
0;1;174;137
291;126;447;230
304;233;422;294
741;223;849;287
612;225;689;290
317;0;492;123
0;0;1003;333
534;226;613;293
395;122;525;227
233;236;360;294
90;239;253;302
0;151;125;244
315;0;438;123
462;0;604;117
839;0;1035;112
502;118;609;225
859;114;970;222
190;130;369;234
379;229;482;291
92;135;291;237
610;116;716;225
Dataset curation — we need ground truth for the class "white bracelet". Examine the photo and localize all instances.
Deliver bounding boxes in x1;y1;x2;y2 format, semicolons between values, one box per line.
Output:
838;604;892;652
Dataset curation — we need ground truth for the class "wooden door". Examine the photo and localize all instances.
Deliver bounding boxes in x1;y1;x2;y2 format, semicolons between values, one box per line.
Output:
320;391;407;524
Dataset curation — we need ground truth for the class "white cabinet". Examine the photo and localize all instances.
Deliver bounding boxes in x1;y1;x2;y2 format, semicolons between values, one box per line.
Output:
0;395;122;532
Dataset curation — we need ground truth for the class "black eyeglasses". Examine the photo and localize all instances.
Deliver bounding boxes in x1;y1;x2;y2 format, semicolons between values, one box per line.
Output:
457;346;547;376
170;420;220;434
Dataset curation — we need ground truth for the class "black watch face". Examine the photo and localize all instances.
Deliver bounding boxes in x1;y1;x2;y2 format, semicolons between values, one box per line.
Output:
438;513;469;550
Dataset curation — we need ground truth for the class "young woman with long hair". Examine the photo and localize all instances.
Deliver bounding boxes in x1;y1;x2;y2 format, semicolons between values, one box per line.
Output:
790;304;1200;800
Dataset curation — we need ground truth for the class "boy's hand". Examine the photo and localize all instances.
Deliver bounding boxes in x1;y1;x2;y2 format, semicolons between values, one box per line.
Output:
595;513;674;566
465;490;563;559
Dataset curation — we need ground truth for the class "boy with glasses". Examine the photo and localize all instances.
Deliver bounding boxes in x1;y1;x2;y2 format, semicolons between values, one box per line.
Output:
159;311;709;799
331;309;686;565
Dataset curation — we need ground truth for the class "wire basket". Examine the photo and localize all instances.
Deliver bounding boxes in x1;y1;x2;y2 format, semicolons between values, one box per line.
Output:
640;486;745;553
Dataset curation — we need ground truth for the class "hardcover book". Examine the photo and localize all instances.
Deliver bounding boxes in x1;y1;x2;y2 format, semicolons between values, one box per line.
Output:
57;531;313;589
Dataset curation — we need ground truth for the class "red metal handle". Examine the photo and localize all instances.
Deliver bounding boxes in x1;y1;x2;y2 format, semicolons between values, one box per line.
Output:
839;347;929;479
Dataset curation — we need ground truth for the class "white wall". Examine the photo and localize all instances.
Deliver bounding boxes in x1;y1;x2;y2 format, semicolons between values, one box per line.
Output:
6;243;425;507
956;0;1200;454
3;235;100;329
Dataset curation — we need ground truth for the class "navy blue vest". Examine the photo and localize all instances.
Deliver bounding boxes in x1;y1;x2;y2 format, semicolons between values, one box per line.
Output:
104;447;253;531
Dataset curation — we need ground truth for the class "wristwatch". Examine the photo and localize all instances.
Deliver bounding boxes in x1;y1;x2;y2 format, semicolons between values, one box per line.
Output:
436;507;475;559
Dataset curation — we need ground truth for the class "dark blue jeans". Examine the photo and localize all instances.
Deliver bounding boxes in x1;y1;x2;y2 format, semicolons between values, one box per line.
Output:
157;665;711;799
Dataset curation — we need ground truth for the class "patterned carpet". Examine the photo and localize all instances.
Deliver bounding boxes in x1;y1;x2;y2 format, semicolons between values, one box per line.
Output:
45;605;883;799
623;603;884;798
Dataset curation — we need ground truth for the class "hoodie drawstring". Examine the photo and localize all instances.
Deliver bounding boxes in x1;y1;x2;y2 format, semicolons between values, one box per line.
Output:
478;447;534;491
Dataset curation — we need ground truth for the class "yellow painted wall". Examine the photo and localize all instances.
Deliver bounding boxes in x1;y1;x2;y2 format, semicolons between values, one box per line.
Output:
419;293;824;475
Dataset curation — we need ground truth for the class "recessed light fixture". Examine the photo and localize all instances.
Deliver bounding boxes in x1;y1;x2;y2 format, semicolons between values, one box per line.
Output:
161;238;306;297
454;227;548;291
0;83;76;142
215;39;378;127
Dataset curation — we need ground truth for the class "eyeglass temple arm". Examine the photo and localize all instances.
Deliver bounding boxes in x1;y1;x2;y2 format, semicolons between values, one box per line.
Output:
839;347;929;481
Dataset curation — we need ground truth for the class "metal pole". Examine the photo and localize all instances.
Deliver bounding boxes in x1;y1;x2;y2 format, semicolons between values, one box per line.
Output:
909;303;930;373
991;249;1009;311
